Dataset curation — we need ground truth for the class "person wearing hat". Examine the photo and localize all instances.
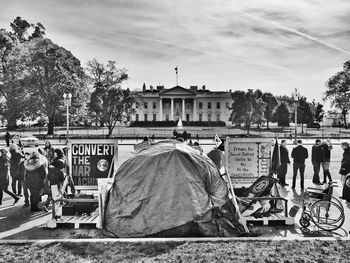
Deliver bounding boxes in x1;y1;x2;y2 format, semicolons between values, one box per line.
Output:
24;151;47;212
0;148;19;205
291;139;308;190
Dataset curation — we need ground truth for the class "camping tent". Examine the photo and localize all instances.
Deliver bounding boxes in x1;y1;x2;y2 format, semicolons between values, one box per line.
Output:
103;142;247;237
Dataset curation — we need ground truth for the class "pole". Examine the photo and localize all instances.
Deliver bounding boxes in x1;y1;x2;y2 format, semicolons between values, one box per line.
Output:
175;66;178;86
294;103;297;144
66;99;69;142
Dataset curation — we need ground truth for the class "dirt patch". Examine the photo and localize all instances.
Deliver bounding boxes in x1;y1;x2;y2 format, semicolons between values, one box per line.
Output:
0;240;349;263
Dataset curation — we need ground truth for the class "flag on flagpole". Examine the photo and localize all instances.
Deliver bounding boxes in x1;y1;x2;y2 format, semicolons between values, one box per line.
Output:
271;137;281;175
214;134;222;148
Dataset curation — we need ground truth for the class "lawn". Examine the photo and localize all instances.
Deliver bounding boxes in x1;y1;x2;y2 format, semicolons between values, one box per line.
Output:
0;240;349;263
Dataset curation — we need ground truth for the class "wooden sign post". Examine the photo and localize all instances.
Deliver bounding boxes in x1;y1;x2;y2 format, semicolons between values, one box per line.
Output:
68;139;118;189
225;138;273;188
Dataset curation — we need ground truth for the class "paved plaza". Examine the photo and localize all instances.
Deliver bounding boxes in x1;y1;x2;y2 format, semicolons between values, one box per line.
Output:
0;139;349;240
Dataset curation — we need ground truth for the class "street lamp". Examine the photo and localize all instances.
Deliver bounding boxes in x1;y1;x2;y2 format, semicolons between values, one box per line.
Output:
63;92;72;143
292;88;301;145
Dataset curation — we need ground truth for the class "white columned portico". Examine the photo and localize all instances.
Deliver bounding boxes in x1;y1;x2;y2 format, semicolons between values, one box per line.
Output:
170;98;174;121
159;98;163;121
193;98;197;121
182;98;186;120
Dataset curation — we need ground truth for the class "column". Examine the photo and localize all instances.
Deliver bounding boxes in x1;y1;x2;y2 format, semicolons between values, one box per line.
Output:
159;98;163;121
170;98;174;121
193;98;197;121
182;98;186;120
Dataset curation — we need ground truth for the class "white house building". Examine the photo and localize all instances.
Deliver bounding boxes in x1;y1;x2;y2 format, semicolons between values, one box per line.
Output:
133;85;232;124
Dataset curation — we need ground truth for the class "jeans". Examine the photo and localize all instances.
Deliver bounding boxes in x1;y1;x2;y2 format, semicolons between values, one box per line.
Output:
293;163;305;189
23;181;29;205
11;179;23;196
312;161;321;183
0;187;18;204
321;162;332;182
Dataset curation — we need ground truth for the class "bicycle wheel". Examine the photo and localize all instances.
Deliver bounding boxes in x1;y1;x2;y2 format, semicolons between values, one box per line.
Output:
309;200;345;231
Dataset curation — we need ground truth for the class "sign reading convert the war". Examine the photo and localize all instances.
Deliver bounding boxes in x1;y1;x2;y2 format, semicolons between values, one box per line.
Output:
68;140;118;186
225;138;272;187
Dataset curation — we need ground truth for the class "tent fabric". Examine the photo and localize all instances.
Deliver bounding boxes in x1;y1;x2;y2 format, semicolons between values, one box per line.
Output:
104;142;237;237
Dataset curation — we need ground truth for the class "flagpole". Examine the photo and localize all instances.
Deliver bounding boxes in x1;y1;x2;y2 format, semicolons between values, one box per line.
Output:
175;66;178;86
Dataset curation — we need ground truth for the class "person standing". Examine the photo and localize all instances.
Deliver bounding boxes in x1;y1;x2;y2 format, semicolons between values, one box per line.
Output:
321;139;333;184
43;140;55;164
9;144;24;196
5;131;10;147
0;149;19;205
311;139;324;185
24;151;47;212
291;140;308;190
340;142;350;202
278;140;290;187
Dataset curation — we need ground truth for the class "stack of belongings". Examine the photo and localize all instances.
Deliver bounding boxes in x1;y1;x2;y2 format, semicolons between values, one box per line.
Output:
103;141;248;237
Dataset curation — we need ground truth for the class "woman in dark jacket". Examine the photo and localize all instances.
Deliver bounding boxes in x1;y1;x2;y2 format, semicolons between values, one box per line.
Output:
0;149;19;205
24;151;47;211
9;144;24;196
340;142;350;202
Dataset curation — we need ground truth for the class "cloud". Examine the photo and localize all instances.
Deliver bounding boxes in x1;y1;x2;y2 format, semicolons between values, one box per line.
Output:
1;0;350;105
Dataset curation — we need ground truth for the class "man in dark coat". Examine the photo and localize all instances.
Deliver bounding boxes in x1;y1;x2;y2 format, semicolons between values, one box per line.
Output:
277;140;290;186
291;140;308;190
5;131;10;147
9;144;24;196
340;142;350;202
311;139;324;185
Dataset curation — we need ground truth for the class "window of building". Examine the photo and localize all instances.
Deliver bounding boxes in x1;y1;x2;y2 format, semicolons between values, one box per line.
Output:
175;102;180;109
208;102;211;109
153;114;156;121
186;103;190;110
153;102;156;109
226;102;230;109
208;114;211;122
199;102;203;109
186;114;190;122
199;114;202;122
165;102;170;109
166;114;169;121
144;102;148;109
144;114;148;122
216;114;220;121
135;114;139;122
217;102;220;109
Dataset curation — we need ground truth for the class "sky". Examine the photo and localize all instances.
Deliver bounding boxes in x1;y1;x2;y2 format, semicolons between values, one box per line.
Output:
1;0;350;107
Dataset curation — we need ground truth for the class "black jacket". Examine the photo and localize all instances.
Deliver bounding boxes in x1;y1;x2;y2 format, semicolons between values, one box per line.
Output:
291;145;308;164
312;145;324;163
280;146;290;164
322;144;332;161
340;148;350;175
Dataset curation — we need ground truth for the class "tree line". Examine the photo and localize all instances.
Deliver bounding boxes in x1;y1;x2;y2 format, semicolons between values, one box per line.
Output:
229;89;325;134
0;17;139;135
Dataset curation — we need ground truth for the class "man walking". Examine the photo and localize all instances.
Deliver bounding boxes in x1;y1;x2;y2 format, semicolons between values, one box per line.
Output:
278;140;290;186
291;140;308;190
311;139;324;185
